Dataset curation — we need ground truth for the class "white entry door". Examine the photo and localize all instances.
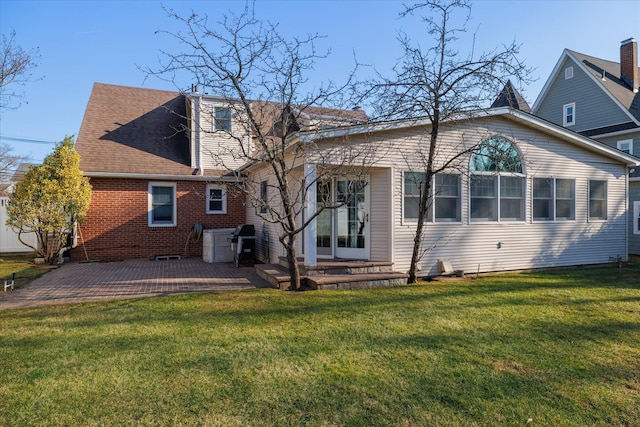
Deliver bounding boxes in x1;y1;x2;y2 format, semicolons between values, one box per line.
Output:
334;178;369;259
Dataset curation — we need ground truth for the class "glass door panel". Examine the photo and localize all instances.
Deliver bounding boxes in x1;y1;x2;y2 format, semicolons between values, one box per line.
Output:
335;178;368;259
316;181;332;256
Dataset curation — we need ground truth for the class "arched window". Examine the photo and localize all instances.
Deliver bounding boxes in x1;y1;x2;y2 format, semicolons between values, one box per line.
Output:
470;136;523;173
470;136;525;221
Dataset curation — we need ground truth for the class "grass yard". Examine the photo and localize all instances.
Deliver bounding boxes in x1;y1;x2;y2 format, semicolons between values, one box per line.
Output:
0;256;51;289
0;261;639;426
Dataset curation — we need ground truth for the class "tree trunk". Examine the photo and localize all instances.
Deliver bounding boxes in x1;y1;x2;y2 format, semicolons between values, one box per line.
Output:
284;235;301;290
408;112;440;283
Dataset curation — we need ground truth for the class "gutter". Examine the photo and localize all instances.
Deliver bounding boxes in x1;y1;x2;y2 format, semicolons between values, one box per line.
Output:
83;171;242;182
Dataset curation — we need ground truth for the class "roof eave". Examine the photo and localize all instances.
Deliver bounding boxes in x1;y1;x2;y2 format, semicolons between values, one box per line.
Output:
83;171;242;181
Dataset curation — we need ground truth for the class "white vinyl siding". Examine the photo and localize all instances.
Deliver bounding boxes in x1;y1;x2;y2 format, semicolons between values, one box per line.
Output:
246;114;629;274
193;98;248;171
382;117;627;275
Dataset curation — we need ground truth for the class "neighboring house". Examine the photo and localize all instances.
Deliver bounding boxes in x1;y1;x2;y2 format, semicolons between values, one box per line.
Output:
0;164;38;254
74;83;246;261
532;37;640;254
247;106;638;276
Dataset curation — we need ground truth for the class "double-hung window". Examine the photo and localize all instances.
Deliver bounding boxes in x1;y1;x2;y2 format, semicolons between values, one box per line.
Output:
206;184;227;214
403;172;461;222
213;107;232;131
563;103;575;127
149;182;176;227
434;174;461;222
403;172;424;221
533;178;575;221
588;180;607;220
470;136;525;222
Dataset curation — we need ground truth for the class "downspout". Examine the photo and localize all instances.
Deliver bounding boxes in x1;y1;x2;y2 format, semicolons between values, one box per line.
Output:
190;92;204;175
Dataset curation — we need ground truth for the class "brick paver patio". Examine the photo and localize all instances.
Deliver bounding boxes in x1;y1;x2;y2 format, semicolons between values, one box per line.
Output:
0;258;271;310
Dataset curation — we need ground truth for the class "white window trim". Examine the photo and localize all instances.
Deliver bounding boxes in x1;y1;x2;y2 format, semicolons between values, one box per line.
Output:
563;102;575;127
565;66;574;79
401;171;462;224
634;201;640;235
617;139;633;155
531;178;576;222
588;180;607;222
206;184;227;214
469;173;526;223
148;182;177;227
213;106;232;132
554;178;576;221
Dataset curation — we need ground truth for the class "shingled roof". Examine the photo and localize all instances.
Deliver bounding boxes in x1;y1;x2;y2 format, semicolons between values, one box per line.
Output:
490;80;531;112
76;83;194;176
568;49;640;122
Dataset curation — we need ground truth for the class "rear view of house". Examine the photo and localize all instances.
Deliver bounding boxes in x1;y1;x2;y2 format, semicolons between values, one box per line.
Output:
74;83;246;261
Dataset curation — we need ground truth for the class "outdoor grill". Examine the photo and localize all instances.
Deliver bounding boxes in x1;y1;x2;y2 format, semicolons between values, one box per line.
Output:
228;224;256;267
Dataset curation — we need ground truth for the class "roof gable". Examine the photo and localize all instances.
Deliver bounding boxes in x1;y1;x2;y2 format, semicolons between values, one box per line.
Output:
533;49;640;125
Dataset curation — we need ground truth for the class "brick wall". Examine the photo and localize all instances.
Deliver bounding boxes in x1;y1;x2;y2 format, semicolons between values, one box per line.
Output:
72;177;246;261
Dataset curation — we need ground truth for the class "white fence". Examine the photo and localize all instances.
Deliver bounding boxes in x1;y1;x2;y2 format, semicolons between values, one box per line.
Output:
0;197;37;254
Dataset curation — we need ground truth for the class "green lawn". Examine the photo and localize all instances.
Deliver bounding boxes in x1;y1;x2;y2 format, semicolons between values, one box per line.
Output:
1;261;639;426
0;256;51;287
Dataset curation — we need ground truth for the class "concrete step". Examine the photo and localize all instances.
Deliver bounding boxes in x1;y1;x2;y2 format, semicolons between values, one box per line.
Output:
256;263;409;291
278;257;395;276
255;264;290;289
306;272;409;290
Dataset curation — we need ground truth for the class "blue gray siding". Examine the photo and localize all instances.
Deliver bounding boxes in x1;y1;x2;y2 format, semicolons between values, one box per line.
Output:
535;57;632;132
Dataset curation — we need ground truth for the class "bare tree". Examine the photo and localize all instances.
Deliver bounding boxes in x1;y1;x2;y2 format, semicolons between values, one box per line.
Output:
361;0;532;282
0;143;27;183
0;30;41;110
146;4;372;289
0;31;39;181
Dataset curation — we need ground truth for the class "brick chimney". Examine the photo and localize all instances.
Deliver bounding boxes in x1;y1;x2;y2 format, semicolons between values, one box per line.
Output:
620;38;638;93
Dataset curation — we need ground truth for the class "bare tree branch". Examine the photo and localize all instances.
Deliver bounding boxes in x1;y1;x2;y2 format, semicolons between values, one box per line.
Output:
359;0;533;282
0;30;42;110
144;3;368;290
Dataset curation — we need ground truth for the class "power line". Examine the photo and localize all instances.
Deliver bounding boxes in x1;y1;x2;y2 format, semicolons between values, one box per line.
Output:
0;135;57;145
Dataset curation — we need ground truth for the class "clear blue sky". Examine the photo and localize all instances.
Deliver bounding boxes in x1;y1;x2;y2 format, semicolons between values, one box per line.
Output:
1;0;639;164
